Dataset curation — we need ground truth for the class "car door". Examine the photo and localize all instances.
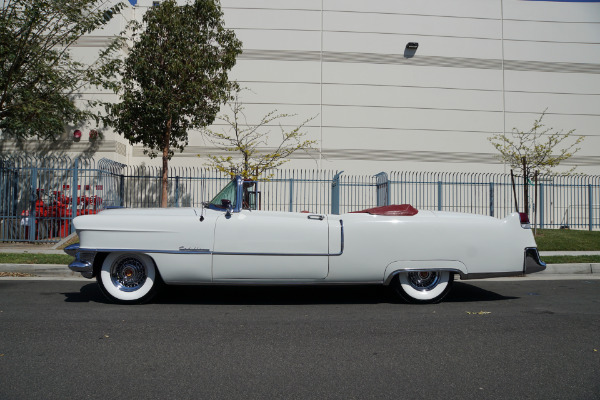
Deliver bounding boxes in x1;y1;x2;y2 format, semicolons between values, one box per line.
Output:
212;211;330;280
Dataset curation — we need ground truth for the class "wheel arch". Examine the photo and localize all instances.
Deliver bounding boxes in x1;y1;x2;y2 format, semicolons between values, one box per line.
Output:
92;252;109;278
383;260;467;285
93;251;164;284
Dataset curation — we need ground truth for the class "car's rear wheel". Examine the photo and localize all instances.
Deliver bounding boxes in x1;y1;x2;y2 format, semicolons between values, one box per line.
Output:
97;252;160;304
392;270;453;304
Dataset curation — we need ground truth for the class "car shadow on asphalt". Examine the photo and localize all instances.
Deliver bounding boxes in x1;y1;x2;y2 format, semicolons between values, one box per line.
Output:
444;282;518;303
62;283;109;304
63;281;517;305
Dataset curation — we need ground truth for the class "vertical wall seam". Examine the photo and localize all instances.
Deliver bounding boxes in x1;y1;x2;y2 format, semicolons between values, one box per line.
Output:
320;0;324;171
501;0;507;173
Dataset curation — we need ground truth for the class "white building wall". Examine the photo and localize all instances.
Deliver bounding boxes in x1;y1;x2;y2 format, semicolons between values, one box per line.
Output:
6;0;599;175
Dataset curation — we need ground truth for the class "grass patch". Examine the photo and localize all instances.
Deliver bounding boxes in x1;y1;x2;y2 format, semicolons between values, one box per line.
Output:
542;255;600;264
534;229;600;251
0;253;72;265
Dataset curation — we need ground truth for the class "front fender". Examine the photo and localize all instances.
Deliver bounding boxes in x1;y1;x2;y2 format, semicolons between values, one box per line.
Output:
383;260;467;285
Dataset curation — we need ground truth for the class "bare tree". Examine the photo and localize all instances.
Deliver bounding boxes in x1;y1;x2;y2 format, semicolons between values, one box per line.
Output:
488;110;584;175
201;88;318;180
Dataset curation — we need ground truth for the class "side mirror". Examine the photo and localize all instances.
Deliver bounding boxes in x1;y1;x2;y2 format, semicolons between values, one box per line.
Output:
221;199;233;217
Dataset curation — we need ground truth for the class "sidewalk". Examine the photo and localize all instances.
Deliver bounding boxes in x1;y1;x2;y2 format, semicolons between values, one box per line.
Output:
0;242;67;255
540;251;600;256
0;243;598;278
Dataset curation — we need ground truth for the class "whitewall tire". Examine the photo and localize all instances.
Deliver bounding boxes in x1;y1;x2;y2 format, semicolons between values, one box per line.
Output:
392;270;454;304
97;252;160;304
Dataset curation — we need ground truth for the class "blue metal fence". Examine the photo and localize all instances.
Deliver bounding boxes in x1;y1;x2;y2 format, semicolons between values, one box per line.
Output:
1;155;598;242
0;156;105;243
386;171;600;230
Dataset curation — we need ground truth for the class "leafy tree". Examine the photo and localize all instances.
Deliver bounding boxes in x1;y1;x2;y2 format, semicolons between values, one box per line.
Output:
488;110;584;175
201;87;317;180
0;0;124;140
111;0;241;207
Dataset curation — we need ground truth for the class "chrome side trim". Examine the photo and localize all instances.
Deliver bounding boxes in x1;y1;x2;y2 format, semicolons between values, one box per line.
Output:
168;280;383;286
72;247;333;256
459;271;523;280
75;248;213;255
213;251;329;257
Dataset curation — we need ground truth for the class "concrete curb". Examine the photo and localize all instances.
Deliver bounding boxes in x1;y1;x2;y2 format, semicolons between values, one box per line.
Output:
540;263;600;274
0;264;83;278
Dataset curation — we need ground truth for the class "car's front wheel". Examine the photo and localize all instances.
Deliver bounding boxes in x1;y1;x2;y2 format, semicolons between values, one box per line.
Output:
97;252;160;304
392;270;454;304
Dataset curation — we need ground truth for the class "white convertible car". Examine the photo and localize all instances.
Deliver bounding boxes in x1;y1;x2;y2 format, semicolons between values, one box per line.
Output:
65;176;545;304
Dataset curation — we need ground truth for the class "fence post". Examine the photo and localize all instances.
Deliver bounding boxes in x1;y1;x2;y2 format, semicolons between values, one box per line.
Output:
119;175;125;207
331;171;343;215
11;169;18;216
28;167;37;241
437;181;442;211
589;184;593;231
375;172;389;207
175;176;180;207
489;182;494;217
71;159;79;233
289;178;294;213
540;183;545;229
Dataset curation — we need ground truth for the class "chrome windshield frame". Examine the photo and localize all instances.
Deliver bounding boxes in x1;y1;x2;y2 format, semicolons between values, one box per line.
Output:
206;176;249;213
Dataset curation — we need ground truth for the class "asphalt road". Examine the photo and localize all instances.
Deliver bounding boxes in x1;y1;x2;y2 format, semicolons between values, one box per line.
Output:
0;279;599;400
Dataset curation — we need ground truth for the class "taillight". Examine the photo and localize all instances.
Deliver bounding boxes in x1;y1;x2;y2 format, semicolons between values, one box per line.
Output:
519;212;531;229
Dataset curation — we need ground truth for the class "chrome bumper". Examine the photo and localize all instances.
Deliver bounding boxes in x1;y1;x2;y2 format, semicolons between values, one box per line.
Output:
64;244;97;279
524;247;546;275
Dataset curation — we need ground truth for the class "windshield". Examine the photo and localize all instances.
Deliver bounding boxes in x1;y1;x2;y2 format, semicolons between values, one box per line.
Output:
209;180;237;209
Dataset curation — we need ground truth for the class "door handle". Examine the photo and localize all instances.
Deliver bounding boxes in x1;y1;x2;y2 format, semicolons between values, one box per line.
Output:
307;215;324;220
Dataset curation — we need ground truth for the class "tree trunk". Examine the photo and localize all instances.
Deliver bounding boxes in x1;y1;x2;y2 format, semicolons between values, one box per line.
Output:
161;119;172;208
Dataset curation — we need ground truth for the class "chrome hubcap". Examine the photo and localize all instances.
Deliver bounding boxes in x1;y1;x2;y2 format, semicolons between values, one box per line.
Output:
406;271;440;291
111;257;147;292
